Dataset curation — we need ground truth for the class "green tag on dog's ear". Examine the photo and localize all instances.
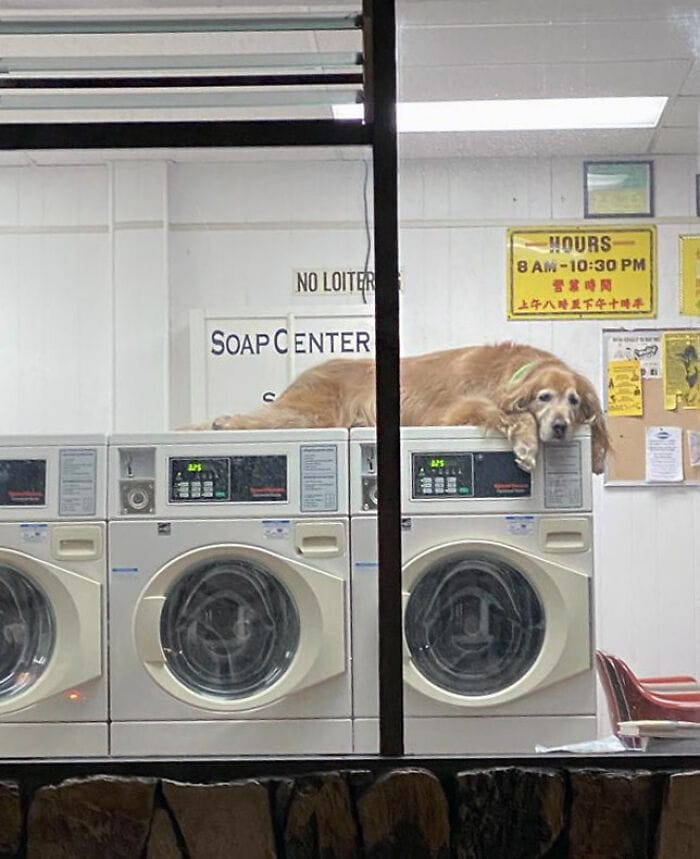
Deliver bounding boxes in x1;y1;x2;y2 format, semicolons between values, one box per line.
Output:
507;361;539;386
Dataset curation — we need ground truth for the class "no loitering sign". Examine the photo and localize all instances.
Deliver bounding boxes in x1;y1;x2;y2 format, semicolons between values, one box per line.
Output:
507;225;656;319
294;268;375;296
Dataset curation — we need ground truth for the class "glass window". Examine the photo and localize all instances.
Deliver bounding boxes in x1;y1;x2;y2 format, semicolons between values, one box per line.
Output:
405;553;545;696
160;558;300;699
0;566;55;698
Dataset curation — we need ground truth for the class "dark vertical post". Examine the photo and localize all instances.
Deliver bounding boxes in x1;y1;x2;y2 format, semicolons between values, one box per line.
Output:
365;0;403;756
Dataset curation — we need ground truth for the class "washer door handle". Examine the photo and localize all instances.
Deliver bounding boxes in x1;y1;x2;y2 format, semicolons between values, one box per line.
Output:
294;521;345;557
135;595;166;664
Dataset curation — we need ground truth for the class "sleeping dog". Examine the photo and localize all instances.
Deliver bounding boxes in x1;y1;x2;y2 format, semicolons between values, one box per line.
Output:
200;342;610;474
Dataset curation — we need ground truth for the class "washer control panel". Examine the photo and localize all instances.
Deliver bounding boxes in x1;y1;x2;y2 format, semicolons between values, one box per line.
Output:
168;455;287;503
411;451;531;499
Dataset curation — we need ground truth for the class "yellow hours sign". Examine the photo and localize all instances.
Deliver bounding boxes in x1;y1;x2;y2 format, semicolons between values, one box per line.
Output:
507;226;656;319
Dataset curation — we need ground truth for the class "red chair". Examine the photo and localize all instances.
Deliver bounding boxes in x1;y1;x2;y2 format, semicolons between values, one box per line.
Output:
596;651;700;736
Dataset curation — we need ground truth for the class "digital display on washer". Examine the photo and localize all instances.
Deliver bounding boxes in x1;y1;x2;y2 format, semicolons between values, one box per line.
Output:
169;455;288;503
412;451;531;499
169;457;230;502
0;459;47;506
412;453;474;498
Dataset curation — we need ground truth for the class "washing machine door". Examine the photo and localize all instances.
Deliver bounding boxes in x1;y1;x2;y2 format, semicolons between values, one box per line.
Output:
0;549;102;715
402;540;591;708
134;544;345;712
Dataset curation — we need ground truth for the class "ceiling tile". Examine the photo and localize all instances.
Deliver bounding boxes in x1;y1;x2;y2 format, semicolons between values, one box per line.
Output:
398;127;655;159
400;20;695;67
681;61;700;95
651;126;699;154
662;96;700;127
400;60;690;101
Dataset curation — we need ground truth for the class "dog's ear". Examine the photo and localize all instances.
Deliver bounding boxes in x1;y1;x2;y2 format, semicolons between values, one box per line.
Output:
500;375;537;414
574;372;611;474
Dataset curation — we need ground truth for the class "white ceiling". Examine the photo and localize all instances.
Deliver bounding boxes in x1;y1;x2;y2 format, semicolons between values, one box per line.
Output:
398;0;700;157
0;0;697;158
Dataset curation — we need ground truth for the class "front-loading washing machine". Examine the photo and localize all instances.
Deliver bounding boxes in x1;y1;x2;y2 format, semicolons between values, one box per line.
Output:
350;426;595;755
108;429;351;757
0;435;107;757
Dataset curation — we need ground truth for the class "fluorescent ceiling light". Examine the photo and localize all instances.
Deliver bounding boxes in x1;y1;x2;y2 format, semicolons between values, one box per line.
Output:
333;96;667;132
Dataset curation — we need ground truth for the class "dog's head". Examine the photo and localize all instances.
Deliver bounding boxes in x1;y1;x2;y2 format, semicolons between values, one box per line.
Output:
505;364;611;473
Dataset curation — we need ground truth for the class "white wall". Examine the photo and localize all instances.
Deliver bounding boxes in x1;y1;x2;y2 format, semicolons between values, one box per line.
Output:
0;159;170;434
0;164;110;433
0;150;698;738
167;157;375;426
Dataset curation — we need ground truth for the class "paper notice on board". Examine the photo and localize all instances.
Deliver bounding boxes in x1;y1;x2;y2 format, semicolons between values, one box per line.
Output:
607;359;643;416
662;331;700;410
607;332;661;378
689;430;700;467
646;426;683;482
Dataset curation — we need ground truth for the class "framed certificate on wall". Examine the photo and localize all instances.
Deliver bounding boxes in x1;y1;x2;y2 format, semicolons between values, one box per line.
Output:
584;161;654;218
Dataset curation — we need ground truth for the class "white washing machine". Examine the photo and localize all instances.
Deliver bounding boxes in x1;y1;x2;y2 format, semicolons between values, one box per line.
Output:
350;426;595;755
0;435;107;757
108;429;351;757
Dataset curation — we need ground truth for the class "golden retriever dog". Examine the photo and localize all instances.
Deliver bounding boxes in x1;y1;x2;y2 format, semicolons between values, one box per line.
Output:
202;342;610;474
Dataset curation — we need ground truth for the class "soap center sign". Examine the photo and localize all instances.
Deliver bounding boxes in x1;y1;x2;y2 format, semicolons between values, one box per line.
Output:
189;309;374;423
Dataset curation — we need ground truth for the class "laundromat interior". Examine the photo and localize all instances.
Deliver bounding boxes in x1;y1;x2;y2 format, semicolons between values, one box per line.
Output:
1;0;700;853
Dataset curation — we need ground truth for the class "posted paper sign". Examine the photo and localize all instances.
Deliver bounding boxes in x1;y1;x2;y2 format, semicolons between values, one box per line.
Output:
689;430;700;468
507;226;656;319
679;235;700;316
662;331;700;410
607;359;643;416
646;426;683;482
606;331;661;379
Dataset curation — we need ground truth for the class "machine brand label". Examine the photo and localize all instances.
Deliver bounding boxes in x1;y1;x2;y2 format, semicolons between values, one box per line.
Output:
262;519;291;539
20;523;48;543
505;515;535;536
111;566;139;575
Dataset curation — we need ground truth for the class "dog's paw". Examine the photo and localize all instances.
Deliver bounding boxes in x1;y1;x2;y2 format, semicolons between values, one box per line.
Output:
513;440;537;473
212;414;235;430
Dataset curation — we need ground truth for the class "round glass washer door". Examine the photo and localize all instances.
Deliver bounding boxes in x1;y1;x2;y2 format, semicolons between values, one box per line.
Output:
160;557;301;699
0;564;55;699
404;552;545;696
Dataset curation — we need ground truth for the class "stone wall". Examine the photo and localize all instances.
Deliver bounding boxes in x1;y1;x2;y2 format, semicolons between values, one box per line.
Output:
0;767;697;858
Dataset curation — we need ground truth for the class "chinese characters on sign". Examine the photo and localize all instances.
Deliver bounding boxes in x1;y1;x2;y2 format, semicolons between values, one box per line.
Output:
507;226;656;319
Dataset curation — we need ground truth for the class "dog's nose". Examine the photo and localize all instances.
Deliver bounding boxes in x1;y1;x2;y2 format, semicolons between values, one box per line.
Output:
551;420;568;439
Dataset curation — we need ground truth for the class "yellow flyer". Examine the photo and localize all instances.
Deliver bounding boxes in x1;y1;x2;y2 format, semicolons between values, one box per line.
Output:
507;226;656;319
607;359;643;416
662;331;700;409
679;235;700;316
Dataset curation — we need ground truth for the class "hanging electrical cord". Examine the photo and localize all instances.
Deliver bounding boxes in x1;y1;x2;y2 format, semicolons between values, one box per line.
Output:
361;156;373;305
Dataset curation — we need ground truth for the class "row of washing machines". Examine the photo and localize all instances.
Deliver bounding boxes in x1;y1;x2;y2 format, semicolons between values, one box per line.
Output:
0;427;595;759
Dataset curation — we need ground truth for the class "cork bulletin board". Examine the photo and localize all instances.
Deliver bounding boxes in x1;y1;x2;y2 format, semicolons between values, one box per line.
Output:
603;328;700;485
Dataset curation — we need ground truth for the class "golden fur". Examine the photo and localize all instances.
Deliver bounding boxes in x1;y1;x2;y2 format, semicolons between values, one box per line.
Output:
200;342;610;473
